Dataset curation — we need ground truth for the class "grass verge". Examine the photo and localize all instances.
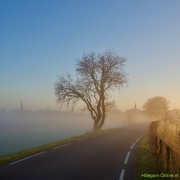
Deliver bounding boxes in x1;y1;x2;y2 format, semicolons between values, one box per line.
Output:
0;127;123;166
136;132;163;180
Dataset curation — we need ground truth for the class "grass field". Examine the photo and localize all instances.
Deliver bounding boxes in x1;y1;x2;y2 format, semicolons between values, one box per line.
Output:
0;127;122;166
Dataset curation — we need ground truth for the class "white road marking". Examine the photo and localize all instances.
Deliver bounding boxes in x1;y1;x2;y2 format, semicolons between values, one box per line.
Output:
77;138;88;142
53;143;71;150
119;169;125;180
136;138;140;142
9;151;45;165
124;152;130;164
130;143;135;149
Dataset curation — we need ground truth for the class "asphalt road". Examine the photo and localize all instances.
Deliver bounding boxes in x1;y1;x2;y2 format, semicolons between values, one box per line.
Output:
0;122;149;180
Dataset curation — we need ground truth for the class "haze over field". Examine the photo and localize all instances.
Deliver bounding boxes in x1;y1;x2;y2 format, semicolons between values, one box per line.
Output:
0;109;136;155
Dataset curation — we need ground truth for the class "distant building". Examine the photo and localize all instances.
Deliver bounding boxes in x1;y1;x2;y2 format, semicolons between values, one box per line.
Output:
20;101;23;110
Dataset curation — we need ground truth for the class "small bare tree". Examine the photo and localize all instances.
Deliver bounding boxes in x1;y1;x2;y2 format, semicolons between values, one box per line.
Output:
125;111;134;125
54;49;128;130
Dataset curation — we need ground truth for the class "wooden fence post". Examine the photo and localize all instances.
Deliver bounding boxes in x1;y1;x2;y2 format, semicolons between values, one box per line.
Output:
159;139;162;156
155;136;158;149
166;146;170;171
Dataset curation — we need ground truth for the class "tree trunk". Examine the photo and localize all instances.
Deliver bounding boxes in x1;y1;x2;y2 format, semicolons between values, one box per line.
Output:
93;121;101;131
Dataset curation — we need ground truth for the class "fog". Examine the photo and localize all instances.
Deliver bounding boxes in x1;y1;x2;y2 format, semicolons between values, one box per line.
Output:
0;109;142;156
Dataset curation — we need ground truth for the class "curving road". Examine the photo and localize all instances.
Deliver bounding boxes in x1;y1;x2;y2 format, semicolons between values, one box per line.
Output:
0;122;149;180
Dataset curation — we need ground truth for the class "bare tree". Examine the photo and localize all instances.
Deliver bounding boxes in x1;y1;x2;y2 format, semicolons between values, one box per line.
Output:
54;49;128;130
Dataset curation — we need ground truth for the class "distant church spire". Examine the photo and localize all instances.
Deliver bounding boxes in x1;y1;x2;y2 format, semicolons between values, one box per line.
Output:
20;101;23;110
134;103;136;110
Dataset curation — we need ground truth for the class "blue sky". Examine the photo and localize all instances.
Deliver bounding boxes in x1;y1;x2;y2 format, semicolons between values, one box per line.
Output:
1;0;180;111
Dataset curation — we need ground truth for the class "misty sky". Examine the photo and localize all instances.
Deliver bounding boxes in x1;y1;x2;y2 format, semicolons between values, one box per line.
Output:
1;0;180;111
